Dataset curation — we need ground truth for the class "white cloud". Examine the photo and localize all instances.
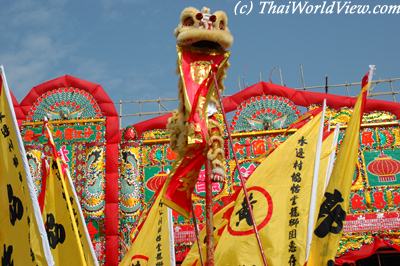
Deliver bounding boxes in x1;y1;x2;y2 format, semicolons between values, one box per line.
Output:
0;0;70;98
0;33;72;97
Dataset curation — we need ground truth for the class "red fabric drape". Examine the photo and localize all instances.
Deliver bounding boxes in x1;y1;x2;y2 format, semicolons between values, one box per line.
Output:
336;236;400;265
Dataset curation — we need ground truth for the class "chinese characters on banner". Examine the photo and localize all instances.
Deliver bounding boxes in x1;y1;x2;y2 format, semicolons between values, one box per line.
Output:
308;69;371;265
214;112;324;266
120;183;175;266
288;136;309;266
0;66;53;265
42;157;98;266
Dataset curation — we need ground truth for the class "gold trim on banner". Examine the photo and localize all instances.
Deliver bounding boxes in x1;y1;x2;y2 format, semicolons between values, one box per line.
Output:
22;118;105;126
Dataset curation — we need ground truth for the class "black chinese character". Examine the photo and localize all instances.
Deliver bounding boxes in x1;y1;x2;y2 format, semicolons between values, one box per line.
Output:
45;213;66;249
156;234;161;242
12;155;18;168
291;172;301;183
30;247;35;262
8;139;13;152
18;172;22;182
156;262;163;266
298;136;308;146
1;244;13;266
289;207;299;217
288;241;296;253
52;161;58;170
289;218;299;227
293;160;303;171
156;252;163;260
295;148;305;159
0;112;5;123
288;254;297;266
288;229;296;239
1;124;10;138
7;184;23;225
314;189;346;238
290;184;300;194
290;195;298;205
235;193;257;227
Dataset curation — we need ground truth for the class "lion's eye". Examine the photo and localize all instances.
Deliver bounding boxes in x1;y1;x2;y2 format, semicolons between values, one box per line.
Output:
183;16;194;26
210;15;217;22
195;13;203;20
219;20;225;30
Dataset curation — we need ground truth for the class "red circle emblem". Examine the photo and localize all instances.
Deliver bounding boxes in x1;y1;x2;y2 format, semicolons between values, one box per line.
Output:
227;186;273;236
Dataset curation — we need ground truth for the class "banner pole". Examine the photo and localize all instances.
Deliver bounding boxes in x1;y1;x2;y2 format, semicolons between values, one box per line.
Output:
191;203;204;266
212;71;268;266
205;159;214;265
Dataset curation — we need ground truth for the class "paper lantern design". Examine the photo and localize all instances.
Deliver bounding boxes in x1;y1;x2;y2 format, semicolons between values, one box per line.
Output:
146;169;168;192
367;151;400;182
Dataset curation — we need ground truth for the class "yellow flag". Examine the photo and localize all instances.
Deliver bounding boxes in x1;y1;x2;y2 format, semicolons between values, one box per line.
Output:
42;123;99;266
308;69;373;266
316;128;340;212
182;199;235;266
120;184;175;266
0;67;54;265
43;156;98;266
215;112;324;266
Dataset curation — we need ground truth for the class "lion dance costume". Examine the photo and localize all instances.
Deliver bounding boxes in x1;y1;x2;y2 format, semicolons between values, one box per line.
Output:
164;7;233;217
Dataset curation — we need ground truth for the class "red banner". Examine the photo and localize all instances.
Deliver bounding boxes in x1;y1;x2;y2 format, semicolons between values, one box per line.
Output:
163;48;229;217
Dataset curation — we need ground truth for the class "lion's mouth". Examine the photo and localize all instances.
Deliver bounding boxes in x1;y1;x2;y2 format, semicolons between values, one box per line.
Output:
191;40;223;51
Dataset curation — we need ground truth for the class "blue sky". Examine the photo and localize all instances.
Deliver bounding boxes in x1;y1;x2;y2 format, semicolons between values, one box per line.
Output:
1;0;399;125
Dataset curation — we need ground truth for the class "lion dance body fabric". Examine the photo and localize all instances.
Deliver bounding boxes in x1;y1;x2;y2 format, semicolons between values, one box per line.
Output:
164;7;233;217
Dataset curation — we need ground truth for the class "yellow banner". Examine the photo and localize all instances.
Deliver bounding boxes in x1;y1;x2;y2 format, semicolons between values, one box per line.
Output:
120;185;174;266
182;201;234;266
183;126;339;266
0;68;53;265
316;130;339;216
215;112;323;266
308;87;366;265
43;121;98;266
42;157;97;266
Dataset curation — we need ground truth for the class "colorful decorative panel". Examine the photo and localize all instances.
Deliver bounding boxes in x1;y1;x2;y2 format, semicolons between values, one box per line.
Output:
119;145;144;258
81;145;106;218
26;87;102;121
120;92;400;263
26;149;43;195
230;95;300;132
364;149;400;186
120;147;143;218
19;75;120;265
23;128;107;263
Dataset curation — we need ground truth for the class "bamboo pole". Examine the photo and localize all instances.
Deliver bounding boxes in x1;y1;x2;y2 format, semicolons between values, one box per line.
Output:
212;71;268;266
205;160;214;265
191;204;204;266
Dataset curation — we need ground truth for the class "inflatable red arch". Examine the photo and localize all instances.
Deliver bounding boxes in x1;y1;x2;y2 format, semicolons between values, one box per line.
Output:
9;91;25;125
20;75;120;266
128;81;400;138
